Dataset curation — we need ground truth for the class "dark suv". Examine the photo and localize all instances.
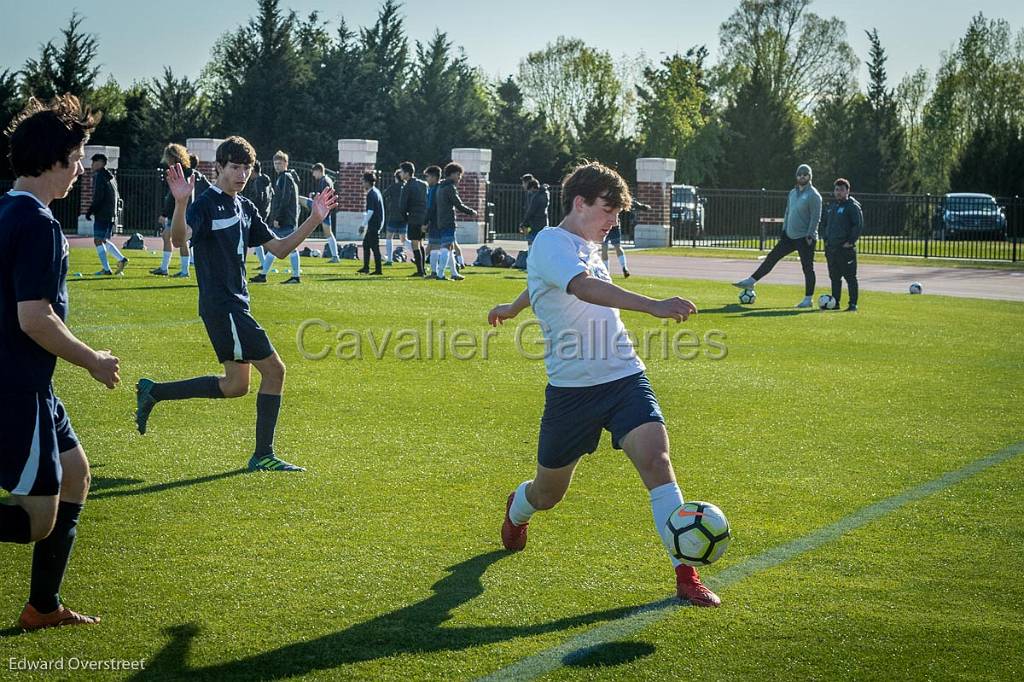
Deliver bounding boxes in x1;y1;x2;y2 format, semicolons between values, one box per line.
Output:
933;193;1008;240
671;184;705;238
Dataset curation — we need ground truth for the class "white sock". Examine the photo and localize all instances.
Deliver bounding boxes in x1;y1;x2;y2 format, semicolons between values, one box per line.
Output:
104;241;125;261
509;480;537;525
603;258;610;271
455;253;465;268
618;253;628;271
450;252;460;275
327;233;337;258
96;245;110;271
254;246;265;265
404;239;413;252
262;252;274;274
180;255;191;275
429;250;440;274
385;238;393;262
650;482;685;567
437;248;451;276
161;251;172;271
290;251;300;277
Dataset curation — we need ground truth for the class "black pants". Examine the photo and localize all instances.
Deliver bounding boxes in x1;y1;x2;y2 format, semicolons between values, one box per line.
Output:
826;246;858;306
752;233;816;296
362;231;382;271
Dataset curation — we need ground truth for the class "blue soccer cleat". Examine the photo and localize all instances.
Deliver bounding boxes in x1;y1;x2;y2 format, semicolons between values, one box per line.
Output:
135;378;157;435
248;453;306;472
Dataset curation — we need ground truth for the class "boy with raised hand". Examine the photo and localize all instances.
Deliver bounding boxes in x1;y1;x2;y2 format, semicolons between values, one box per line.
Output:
1;95;121;630
487;161;720;607
135;136;336;472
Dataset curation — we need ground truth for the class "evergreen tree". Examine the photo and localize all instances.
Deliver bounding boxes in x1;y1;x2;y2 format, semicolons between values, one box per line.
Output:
20;13;100;103
718;67;797;189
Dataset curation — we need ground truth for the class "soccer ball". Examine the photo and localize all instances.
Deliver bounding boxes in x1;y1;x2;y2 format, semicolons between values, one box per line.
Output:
738;288;757;305
909;282;923;294
663;501;731;566
818;294;838;310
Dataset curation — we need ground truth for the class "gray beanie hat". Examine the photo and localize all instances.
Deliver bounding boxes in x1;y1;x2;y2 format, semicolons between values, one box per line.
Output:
796;164;813;178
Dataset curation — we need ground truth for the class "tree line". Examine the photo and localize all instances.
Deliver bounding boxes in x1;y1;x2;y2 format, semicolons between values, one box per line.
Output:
2;0;1022;197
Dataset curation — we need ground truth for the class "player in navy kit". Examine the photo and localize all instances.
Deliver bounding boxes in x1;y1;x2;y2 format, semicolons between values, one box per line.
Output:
134;136;336;472
0;95;121;630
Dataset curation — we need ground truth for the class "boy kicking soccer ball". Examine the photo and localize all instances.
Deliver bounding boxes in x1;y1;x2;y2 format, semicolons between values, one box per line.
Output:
487;162;720;607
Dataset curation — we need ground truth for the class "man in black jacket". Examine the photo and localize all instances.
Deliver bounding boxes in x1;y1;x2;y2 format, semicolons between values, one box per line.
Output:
244;160;274;267
822;178;863;311
398;161;429;277
254;150;301;284
357;171;385;275
85;154;128;276
381;169;405;265
433;162;477;281
519;178;549;247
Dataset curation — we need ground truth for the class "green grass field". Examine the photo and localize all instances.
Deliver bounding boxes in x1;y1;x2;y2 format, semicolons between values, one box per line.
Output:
2;250;1023;681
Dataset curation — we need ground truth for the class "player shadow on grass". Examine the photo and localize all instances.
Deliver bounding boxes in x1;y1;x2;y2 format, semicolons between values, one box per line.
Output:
698;304;815;318
89;468;248;501
132;550;642;680
94;284;197;291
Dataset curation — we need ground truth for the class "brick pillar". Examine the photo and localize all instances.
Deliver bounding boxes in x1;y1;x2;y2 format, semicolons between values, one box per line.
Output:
185;138;225;180
335;139;378;240
78;145;120;235
633;158;675;248
451;147;491;244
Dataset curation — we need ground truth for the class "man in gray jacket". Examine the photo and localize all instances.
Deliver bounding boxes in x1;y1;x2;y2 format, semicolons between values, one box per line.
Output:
433;162;477;281
823;178;862;311
398;161;429;277
734;163;821;307
85;153;128;276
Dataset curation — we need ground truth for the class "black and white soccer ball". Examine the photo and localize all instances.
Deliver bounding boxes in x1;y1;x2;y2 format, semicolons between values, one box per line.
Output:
909;282;923;295
818;294;838;310
663;501;731;566
738;288;757;305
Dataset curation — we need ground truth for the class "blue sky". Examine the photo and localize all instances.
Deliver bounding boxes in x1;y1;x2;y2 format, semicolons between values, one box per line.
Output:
2;1;1021;89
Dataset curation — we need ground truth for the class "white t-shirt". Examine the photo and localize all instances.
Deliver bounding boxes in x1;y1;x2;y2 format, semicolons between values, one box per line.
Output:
526;226;645;387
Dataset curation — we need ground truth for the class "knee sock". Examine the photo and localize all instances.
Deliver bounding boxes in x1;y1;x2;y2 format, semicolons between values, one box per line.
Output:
430;250;440;274
508;480;537;525
0;504;32;543
261;252;274;275
254;393;282;457
650;481;685;567
290;251;300;277
104;241;125;261
618;253;628;271
29;501;84;613
150;376;225;401
96;246;110;271
455;252;465;268
179;255;191;275
326;233;337;258
254;246;266;266
413;248;424;274
386;238;394;262
160;250;172;271
437;248;451;276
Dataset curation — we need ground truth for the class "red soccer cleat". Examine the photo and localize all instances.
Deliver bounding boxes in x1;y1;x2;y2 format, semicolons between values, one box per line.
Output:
675;564;721;607
501;491;529;551
18;603;100;631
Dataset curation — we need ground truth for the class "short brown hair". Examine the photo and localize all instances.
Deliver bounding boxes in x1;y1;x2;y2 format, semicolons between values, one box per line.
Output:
162;143;189;168
561;161;631;214
216;136;257;166
362;171;376;185
273;150;288;163
834;178;850;189
6;94;100;177
424;165;441;179
443;162;464;178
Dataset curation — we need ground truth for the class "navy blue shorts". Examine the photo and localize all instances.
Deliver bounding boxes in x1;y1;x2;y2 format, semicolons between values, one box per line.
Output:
537;371;665;469
272;226;295;240
93;219;114;241
0;387;79;496
202;309;275;364
385;222;406;236
604;226;622;245
438;227;457;247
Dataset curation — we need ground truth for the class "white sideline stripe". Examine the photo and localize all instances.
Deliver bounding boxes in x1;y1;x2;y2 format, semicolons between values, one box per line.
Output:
478;441;1024;682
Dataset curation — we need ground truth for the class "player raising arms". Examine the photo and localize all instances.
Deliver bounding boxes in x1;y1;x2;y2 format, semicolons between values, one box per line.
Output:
487;161;721;607
134;136;336;472
1;95;120;630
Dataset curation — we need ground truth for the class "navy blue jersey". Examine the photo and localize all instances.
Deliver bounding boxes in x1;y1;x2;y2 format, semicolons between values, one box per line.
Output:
186;185;274;316
0;191;69;391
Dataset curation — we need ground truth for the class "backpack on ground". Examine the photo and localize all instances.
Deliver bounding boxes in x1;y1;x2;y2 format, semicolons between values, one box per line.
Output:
392;246;407;262
123;233;145;250
473;245;493;266
513;250;528;270
340;243;359;260
490;247;508;267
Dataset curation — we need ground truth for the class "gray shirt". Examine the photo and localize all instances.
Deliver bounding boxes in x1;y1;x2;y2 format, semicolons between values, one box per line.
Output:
783;184;822;240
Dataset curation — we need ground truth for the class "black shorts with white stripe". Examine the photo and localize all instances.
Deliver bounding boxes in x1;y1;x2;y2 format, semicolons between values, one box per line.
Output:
201;309;275;364
0;387;79;496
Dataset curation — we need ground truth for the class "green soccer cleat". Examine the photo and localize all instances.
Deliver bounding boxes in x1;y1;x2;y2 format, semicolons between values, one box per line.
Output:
248;453;306;472
135;378;157;435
